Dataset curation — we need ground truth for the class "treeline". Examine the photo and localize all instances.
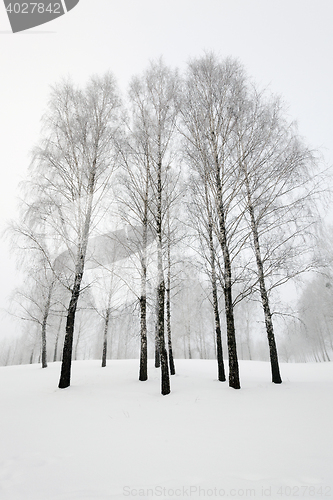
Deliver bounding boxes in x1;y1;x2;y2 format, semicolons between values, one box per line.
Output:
6;54;325;393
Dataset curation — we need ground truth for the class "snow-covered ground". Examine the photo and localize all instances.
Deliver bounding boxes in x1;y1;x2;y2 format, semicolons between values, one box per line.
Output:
0;359;332;500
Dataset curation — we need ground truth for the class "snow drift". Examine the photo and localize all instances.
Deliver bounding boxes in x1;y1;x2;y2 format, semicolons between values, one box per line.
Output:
0;359;332;500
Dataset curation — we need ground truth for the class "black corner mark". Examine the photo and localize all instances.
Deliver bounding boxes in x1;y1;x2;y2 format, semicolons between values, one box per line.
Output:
64;0;79;12
3;0;80;33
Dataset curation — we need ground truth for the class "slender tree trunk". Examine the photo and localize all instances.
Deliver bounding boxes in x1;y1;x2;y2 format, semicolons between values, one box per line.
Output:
188;336;192;358
139;292;148;380
41;280;54;369
139;185;148;381
318;326;330;361
204;172;225;380
223;272;240;389
208;220;226;382
154;295;160;368
58;269;83;388
185;324;192;359
102;307;111;367
246;317;252;360
53;329;59;363
323;316;333;352
58;168;96;389
157;275;170;395
53;315;62;362
166;215;175;375
41;316;48;368
166;276;175;375
156;156;170;395
248;210;282;382
313;347;319;363
102;287;113;367
215;166;240;389
74;324;82;360
245;178;282;384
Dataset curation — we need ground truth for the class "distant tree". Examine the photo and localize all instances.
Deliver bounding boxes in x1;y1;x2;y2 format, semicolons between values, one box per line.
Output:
7;212;61;368
101;292;112;368
295;273;333;361
9;273;54;368
89;263;125;368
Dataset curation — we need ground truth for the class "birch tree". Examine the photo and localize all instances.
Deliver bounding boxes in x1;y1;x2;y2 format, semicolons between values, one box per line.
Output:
27;74;121;388
186;166;226;381
9;272;54;368
7;208;60;369
126;59;179;395
165;202;176;375
234;89;319;383
118;77;155;382
181;54;246;389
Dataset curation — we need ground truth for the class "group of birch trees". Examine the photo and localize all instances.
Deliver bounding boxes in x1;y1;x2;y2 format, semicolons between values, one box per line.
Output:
9;54;321;394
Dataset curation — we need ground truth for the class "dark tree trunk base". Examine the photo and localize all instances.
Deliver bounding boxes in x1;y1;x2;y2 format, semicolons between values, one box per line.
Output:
58;334;73;389
229;378;241;389
169;349;176;375
216;327;226;382
58;380;70;389
58;364;71;388
161;355;171;395
218;367;226;382
139;294;148;381
271;364;282;384
139;355;148;381
155;350;160;368
58;273;82;389
101;341;107;367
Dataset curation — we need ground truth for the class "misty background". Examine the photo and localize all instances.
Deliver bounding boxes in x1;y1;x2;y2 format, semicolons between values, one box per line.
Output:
0;0;332;350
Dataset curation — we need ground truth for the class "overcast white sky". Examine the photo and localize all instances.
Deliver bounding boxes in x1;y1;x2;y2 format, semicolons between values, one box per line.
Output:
0;0;332;339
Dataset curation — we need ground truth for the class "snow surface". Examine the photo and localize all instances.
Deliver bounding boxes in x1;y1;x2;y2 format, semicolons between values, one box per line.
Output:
0;359;332;500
